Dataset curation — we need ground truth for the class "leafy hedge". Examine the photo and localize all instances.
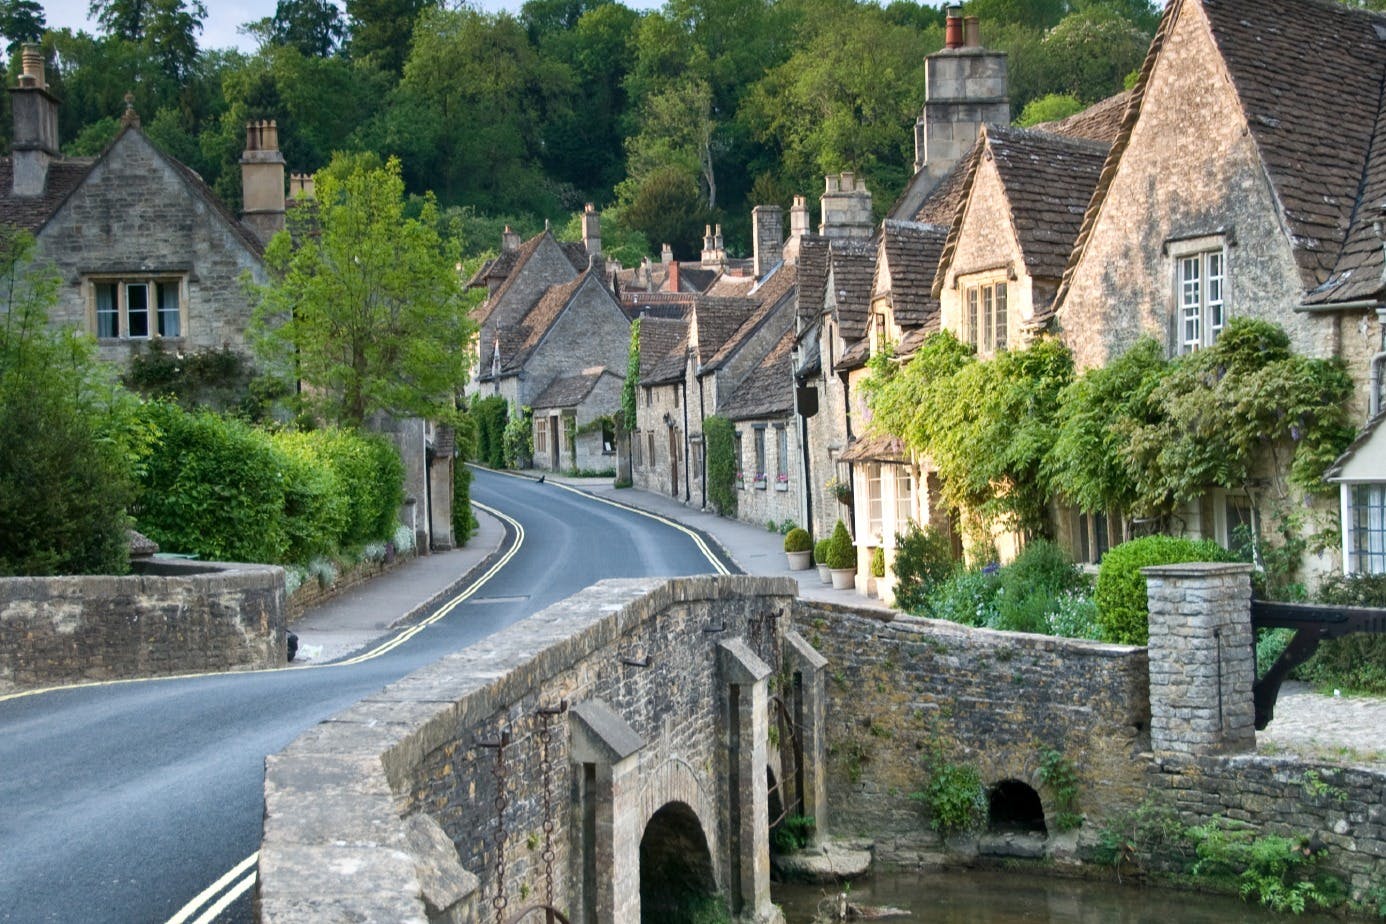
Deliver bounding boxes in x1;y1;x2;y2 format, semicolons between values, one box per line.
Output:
1094;535;1238;644
134;402;404;565
704;415;737;516
472;394;508;468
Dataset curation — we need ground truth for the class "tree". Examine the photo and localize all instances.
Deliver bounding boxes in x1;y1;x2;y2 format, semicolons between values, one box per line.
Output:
252;0;347;57
0;0;45;54
89;0;207;82
0;230;135;576
1017;93;1084;127
250;156;477;426
345;0;427;75
619;164;707;258
1036;6;1151;103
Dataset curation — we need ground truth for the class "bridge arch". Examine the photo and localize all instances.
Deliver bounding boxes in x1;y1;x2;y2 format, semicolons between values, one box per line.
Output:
639;800;719;923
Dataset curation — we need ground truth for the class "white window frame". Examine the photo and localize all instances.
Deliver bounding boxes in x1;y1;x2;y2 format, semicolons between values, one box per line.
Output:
866;463;883;542
1343;482;1386;574
961;275;1008;355
893;465;915;537
88;275;187;340
774;424;789;491
1168;236;1227;354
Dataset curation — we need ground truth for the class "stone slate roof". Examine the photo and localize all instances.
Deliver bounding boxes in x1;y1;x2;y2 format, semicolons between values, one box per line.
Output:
704;274;757;298
0;158;94;232
839;433;907;463
691;296;755;367
494;272;590;376
826;240;876;343
879;220;947;331
837;337;871;372
705;263;798;371
638;316;689;386
474;231;587;328
721;327;795;421
795;235;831;327
532;367;612;410
1063;0;1386;307
1036;90;1132;145
466;249;519;289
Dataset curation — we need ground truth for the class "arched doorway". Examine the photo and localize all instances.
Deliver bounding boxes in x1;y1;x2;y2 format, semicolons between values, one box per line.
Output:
987;779;1047;835
639;802;719;923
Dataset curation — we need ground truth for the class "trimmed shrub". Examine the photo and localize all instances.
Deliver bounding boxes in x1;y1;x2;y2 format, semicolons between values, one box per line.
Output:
270;430;348;564
1095;535;1237;644
825;519;855;569
704;415;737;516
892;522;956;614
784;527;811;553
314;428;404;548
472;394;508;468
871;546;885;578
453;413;479;543
813;538;830;565
135;402;289;562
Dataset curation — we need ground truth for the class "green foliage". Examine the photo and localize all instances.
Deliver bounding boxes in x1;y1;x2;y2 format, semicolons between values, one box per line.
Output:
121;339;285;419
617;164;708;257
1016;92;1083;126
994;539;1087;633
870;546;886;578
913;759;987;837
251;155;475;427
0;231;135;576
311;428;404;549
928;567;1001;627
891;522;956;614
784;527;811;553
703;415;737;516
269;429;349;564
825;519;856;570
813;537;831;566
769;814;816;855
502;404;532;468
622;317;641;431
1188;818;1339;914
1037;748;1082;831
472;395;509;468
1095;535;1238;644
1298;573;1386;694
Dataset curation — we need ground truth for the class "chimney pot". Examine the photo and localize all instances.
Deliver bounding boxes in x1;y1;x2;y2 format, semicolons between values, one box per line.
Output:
21;44;44;87
502;225;521;253
661;243;674;265
964;16;981;48
945;6;964;48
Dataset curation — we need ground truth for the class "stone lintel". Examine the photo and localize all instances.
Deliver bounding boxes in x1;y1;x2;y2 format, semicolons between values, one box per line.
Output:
718;638;771;686
570;698;645;765
1142;562;1254;579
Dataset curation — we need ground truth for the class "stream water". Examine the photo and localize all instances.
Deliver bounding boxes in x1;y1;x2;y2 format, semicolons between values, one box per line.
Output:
773;869;1342;922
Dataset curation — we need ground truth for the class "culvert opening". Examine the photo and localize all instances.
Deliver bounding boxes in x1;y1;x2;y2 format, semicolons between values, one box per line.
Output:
639;801;720;923
987;779;1047;835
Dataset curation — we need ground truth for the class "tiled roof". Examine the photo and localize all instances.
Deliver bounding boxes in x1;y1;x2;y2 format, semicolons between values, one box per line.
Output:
837;337;871;372
705;263;798;371
638;316;688;385
691;296;755;367
826;240;876;343
560;241;592;272
879;220;947;331
1036;90;1132;145
532;367;610;409
721;327;795;421
898;146;976;226
896;326;931;360
498;272;588;375
465;249;518;289
839;433;906;463
795;235;831;327
0;158;95;233
704;274;757;298
1062;0;1386;307
474;232;551;326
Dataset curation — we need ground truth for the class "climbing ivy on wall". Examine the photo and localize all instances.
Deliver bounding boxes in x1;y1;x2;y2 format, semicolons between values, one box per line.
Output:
622;318;641;432
704;414;737;517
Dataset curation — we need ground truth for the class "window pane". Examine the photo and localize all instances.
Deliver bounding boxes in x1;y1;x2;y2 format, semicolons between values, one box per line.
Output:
776;427;788;480
982;286;993;351
1180;256;1201;351
96;283;118;338
895;467;914;530
867;464;883;537
966;288;979;348
754;429;766;478
1353;484;1386;574
126;283;150;338
995;283;1007;350
156;282;180;337
1205;251;1225;341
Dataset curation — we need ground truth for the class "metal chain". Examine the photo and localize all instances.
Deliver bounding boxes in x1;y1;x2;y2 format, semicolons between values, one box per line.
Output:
487;730;511;924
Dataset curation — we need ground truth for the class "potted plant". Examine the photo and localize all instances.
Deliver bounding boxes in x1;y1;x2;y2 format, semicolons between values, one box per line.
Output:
870;546;886;599
784;527;813;570
826;519;856;590
814;538;832;583
825;475;852;506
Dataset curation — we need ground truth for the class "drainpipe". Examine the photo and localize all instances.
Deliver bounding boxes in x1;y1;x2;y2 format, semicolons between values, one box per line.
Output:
698;372;708;505
799;385;814;532
682;378;691;503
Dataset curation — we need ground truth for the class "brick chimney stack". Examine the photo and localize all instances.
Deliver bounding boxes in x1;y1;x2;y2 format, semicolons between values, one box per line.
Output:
752;204;783;278
783;195;811;263
289;172;315;199
581;202;602;258
502;225;521;253
240;120;286;244
819;174;873;241
10;44;60;197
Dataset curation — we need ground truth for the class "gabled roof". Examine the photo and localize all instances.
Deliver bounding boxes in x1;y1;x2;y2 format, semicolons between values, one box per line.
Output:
466;249;519;289
721;327;795;421
826;240;876;343
1061;0;1386;307
491;271;613;378
475;230;583;328
638;316;688;386
1035;90;1132;145
532;366;616;410
795;235;831;327
690;296;756;367
705;263;798;371
878;220;947;331
704;274;757;298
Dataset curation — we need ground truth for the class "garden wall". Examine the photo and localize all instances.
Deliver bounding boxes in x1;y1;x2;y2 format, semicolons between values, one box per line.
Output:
792;599;1151;863
0;559;285;690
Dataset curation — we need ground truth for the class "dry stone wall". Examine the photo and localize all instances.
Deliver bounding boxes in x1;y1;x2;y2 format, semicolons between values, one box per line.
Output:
0;559;284;690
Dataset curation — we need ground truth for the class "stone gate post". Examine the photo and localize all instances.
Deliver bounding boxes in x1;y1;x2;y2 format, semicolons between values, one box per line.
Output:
718;638;772;921
1142;562;1256;756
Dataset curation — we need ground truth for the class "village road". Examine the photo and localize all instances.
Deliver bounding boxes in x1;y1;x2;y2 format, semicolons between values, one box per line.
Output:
0;468;729;924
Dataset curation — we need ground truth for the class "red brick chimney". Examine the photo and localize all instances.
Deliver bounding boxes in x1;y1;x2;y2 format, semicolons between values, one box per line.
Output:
945;5;964;49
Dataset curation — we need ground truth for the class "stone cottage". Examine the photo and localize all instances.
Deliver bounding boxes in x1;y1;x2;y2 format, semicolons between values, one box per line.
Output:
1054;0;1386;574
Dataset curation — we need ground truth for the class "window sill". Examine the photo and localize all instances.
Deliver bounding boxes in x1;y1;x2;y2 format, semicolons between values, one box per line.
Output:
774;482;788;492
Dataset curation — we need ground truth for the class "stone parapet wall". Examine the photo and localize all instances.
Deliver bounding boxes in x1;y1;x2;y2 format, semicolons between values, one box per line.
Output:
259;576;800;924
1151;755;1386;902
792;600;1151;862
0;560;285;690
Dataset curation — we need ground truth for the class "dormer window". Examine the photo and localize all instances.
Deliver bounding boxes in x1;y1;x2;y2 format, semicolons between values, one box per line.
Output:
90;276;184;340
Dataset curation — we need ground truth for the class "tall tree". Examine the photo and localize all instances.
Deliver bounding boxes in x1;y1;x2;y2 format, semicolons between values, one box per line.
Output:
250;156;476;426
87;0;206;81
345;0;427;75
250;0;347;58
0;0;45;54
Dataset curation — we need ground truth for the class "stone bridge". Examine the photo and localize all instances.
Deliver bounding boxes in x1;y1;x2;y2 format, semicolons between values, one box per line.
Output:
257;576;826;923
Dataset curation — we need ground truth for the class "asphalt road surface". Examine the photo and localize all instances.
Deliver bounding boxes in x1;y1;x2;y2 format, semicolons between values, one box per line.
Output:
0;468;728;923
